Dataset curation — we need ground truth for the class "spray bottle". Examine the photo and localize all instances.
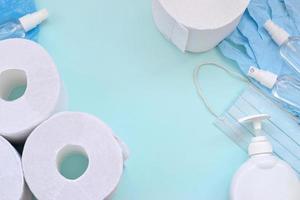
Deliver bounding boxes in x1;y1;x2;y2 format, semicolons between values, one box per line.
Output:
0;9;48;40
248;66;300;110
264;20;300;74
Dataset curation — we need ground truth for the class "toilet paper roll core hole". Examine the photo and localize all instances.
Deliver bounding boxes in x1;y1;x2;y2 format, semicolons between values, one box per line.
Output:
56;145;89;180
0;69;27;101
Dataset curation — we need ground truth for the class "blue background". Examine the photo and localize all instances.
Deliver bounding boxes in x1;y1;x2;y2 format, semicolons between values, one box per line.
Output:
35;0;247;199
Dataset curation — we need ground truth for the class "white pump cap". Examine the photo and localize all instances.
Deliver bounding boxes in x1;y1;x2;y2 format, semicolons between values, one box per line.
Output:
19;9;49;32
264;20;290;46
247;136;273;156
239;114;273;156
248;66;278;89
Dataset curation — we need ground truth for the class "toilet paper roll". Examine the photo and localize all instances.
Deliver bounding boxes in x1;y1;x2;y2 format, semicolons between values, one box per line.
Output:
0;39;66;142
0;136;31;200
22;112;126;200
152;0;249;52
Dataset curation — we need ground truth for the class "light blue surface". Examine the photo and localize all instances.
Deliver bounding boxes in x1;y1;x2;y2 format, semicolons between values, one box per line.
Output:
35;0;247;199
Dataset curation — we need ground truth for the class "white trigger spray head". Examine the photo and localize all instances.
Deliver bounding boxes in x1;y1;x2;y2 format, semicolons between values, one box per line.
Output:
238;114;273;156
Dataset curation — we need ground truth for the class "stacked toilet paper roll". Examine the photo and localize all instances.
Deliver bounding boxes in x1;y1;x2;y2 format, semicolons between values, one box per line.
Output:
0;136;31;200
0;39;66;142
0;38;127;199
22;112;126;200
152;0;249;52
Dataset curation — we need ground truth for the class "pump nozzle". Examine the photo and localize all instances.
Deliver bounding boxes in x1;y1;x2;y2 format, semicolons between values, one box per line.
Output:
239;114;273;156
238;114;270;135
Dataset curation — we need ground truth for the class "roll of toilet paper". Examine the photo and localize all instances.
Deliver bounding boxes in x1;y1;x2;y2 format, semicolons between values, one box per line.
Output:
0;39;66;142
152;0;249;52
0;136;32;200
22;112;127;200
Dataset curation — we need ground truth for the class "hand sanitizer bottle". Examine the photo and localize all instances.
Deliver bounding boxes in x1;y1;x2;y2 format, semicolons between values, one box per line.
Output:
230;114;300;200
0;9;48;40
264;20;300;74
248;66;300;110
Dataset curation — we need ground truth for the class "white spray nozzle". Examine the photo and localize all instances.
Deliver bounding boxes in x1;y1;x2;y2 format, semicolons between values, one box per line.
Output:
248;66;278;89
239;114;273;156
19;9;49;32
264;20;290;46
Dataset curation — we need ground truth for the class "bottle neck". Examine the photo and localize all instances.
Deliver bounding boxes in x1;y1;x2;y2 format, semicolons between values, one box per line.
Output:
250;152;273;158
248;136;273;156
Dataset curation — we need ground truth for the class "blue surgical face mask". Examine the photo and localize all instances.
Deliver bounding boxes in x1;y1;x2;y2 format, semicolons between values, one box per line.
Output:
284;0;300;33
194;63;300;175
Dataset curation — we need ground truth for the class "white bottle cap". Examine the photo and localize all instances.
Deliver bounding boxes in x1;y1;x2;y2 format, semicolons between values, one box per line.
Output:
248;66;278;89
239;114;273;156
248;136;273;156
264;20;290;46
19;9;49;32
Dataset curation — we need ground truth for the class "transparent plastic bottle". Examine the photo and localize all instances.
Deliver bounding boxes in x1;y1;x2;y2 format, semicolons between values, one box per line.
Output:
273;75;300;110
248;66;300;110
0;20;26;40
264;20;300;74
280;37;300;73
0;9;48;41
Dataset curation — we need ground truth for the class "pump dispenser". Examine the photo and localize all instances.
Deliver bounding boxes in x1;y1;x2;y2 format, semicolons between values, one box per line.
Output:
230;114;300;200
239;114;273;156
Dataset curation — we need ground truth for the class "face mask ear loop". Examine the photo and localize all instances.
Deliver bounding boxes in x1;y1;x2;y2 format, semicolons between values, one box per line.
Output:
193;62;249;118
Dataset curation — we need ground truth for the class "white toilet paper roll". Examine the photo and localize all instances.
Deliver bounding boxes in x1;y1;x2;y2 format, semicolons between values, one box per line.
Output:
152;0;249;52
22;112;126;200
0;39;66;142
0;136;32;200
